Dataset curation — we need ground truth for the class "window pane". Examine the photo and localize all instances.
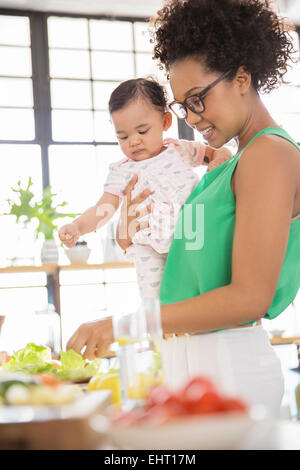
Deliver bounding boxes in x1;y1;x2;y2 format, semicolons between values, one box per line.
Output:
91;51;134;80
285;61;300;85
0;145;42;205
0;108;35;140
0;46;32;77
136;52;166;82
261;86;300;114
89;20;133;51
49;49;90;79
94;111;116;142
51;79;92;109
0;145;42;264
93;81;120;110
52;110;94;142
277;113;300;142
134;22;153;52
48;16;89;49
49;145;100;213
0;77;33;107
0;15;30;46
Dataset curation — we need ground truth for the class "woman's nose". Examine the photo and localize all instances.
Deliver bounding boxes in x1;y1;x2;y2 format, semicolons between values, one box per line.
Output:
185;108;202;130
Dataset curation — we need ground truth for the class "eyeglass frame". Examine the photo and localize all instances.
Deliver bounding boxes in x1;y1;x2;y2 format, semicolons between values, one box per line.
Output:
168;71;232;119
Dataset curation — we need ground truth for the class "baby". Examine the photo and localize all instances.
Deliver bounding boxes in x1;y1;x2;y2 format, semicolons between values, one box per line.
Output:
59;78;232;299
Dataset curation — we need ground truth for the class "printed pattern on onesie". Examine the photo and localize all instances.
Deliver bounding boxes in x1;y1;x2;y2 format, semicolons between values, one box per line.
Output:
103;139;206;258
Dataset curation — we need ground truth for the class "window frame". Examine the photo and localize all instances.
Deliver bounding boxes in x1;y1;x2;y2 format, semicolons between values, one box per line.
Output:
0;9;186;190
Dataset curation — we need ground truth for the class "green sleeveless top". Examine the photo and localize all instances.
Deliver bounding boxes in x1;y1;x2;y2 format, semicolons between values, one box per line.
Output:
159;127;300;321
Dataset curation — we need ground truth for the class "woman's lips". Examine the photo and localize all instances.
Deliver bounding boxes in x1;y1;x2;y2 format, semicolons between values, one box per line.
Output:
197;126;215;140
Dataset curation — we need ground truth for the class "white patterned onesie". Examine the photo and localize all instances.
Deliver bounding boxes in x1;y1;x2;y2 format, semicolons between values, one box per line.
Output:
104;139;206;298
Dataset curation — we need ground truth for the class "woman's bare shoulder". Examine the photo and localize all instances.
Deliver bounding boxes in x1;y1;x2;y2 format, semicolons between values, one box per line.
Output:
232;133;299;197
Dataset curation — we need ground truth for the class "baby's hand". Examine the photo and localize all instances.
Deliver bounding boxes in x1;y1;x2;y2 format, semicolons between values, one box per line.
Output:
59;223;80;248
207;147;232;171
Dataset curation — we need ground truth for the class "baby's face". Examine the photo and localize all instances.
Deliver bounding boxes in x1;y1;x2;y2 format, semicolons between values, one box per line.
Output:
111;98;170;161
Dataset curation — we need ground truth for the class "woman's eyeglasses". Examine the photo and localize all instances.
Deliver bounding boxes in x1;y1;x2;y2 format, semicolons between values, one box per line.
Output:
169;71;231;120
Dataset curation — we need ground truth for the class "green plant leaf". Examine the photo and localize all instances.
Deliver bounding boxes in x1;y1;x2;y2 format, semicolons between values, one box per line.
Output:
4;177;77;238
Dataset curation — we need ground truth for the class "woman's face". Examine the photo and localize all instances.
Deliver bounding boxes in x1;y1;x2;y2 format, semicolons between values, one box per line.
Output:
169;57;246;148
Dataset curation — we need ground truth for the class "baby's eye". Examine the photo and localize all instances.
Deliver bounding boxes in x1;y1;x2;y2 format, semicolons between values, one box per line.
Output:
139;129;149;135
118;136;128;141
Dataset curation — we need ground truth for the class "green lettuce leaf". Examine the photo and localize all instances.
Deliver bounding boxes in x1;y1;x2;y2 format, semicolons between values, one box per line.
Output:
3;343;102;380
53;349;102;380
3;343;54;374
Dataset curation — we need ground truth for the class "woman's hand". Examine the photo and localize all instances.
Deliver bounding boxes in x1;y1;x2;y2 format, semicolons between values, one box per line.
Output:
66;317;114;359
116;174;152;251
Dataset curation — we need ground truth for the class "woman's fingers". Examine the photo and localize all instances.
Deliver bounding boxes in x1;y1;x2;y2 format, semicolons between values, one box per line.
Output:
136;203;152;219
131;188;151;208
83;341;98;360
123;174;138;203
138;220;150;232
66;328;87;355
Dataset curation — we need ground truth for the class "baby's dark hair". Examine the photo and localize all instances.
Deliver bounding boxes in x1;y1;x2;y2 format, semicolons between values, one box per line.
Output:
108;77;168;114
150;0;296;93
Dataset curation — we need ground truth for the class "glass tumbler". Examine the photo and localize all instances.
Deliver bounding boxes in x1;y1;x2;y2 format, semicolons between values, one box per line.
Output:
112;298;163;410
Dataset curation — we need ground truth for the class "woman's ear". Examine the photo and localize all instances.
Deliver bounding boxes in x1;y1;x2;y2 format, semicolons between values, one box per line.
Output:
163;111;172;131
234;66;252;95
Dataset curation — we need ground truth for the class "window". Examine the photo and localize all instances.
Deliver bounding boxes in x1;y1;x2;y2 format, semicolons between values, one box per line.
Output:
260;30;300;142
0;12;179;351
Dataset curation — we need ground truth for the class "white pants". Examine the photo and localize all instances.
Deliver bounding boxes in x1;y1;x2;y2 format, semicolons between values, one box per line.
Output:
161;325;284;419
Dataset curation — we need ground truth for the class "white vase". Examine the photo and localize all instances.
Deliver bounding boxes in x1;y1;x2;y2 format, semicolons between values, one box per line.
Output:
41;239;59;264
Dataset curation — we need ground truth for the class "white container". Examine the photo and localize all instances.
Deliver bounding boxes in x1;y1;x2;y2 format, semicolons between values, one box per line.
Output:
65;245;91;264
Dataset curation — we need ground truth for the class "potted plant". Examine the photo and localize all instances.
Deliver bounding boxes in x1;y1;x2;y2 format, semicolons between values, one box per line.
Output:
4;177;77;264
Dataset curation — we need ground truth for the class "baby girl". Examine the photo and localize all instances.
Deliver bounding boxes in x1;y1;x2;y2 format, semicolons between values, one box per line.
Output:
59;78;232;299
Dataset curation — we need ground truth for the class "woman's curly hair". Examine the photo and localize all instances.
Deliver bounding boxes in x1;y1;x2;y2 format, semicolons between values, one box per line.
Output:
150;0;296;93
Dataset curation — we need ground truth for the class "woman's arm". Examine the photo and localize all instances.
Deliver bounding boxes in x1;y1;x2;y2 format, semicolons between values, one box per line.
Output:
161;136;297;334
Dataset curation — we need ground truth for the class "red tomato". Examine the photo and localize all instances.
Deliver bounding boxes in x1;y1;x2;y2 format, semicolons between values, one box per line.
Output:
111;408;149;426
182;377;216;404
186;391;223;415
146;399;187;425
37;373;61;387
220;397;248;413
146;386;173;409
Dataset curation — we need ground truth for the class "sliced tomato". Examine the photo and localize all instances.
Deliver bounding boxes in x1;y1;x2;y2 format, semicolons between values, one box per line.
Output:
146;385;173;409
181;376;216;404
110;408;149;426
37;373;61;386
186;391;223;415
146;399;187;425
220;397;248;413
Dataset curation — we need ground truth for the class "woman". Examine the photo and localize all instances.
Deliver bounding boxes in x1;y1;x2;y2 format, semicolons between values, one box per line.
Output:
67;0;300;417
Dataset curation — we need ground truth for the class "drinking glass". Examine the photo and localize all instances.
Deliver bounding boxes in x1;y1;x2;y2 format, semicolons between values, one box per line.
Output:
112;298;163;410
